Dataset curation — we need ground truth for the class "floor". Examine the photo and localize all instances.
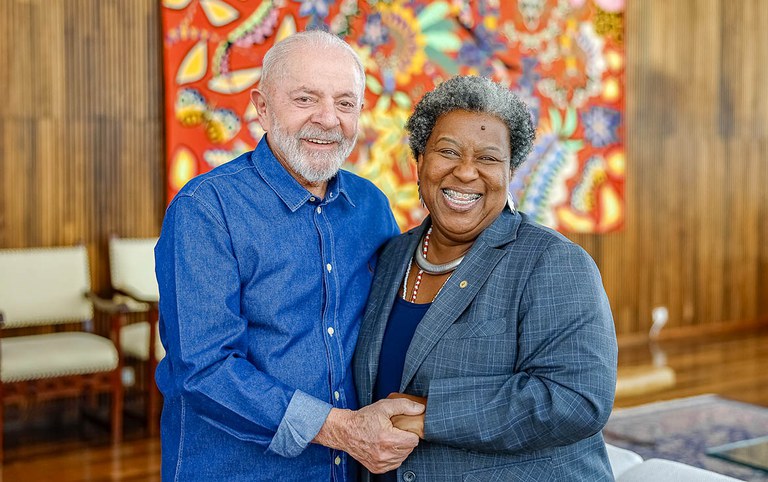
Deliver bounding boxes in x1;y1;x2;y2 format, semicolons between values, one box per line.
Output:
614;326;768;408
3;326;768;481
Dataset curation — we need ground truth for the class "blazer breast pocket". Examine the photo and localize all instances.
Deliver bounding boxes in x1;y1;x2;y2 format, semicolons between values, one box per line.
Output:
441;317;508;339
462;458;553;482
434;317;515;375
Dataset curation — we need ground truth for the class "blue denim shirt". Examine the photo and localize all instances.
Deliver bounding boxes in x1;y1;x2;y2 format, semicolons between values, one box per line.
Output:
155;138;399;481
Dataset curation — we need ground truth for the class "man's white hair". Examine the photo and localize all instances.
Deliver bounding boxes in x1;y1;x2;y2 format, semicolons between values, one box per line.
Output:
260;30;366;100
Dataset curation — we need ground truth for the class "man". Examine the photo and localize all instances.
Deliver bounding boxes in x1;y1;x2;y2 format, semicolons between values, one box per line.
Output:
155;30;423;481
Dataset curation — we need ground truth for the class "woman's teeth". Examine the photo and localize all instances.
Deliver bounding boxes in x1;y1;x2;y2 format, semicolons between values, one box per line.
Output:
443;189;481;205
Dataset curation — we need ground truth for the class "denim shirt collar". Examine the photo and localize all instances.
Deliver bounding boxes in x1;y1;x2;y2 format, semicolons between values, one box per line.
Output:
250;136;355;212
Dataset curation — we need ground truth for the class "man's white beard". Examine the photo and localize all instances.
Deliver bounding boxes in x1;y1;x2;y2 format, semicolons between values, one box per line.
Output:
268;113;356;183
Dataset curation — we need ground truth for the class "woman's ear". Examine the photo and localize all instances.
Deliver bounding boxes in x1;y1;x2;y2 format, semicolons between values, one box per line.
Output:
415;153;424;178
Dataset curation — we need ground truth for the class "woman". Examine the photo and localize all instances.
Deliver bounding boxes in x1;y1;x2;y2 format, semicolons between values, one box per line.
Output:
353;76;617;481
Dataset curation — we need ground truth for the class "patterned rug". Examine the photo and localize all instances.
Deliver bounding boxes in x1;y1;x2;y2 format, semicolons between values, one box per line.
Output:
604;395;768;481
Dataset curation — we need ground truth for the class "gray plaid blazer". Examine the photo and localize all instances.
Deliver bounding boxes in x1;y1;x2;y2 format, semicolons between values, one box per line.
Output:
354;210;617;481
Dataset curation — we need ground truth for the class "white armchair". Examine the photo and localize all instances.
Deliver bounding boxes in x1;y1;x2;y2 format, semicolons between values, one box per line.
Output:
0;246;124;462
607;444;745;481
108;236;163;435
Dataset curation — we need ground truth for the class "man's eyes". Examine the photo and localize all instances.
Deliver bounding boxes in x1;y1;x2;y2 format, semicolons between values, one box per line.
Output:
293;97;357;110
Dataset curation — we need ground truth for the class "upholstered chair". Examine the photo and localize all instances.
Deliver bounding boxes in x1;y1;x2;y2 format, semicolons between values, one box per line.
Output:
0;246;124;462
108;236;163;435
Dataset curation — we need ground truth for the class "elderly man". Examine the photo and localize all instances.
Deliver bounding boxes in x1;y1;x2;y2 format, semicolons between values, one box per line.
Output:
155;30;423;481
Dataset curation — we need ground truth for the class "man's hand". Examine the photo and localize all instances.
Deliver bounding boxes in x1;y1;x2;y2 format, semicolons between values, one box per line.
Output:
388;392;426;439
313;398;424;474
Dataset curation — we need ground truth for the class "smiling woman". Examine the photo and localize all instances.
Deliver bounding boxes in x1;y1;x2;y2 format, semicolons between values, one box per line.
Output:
353;76;619;482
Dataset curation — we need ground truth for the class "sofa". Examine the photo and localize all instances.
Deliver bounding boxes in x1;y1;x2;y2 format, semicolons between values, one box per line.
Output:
607;444;744;481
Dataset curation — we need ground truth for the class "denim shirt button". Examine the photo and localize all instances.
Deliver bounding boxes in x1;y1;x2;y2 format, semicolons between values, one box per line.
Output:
334;390;340;401
334;456;341;465
317;206;322;214
403;470;416;482
327;327;335;336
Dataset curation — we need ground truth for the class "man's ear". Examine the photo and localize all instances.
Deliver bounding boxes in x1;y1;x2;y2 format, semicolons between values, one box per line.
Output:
250;88;270;130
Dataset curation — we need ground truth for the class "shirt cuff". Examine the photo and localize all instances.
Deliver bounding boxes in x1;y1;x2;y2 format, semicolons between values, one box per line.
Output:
266;389;333;458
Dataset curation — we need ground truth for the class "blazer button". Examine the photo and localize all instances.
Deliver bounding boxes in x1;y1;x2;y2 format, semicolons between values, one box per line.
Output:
402;470;416;482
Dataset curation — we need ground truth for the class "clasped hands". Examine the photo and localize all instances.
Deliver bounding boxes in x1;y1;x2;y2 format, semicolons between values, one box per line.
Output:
386;392;426;439
314;392;427;474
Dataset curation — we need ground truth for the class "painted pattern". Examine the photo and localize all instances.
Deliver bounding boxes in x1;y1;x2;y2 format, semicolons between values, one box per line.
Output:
162;0;625;232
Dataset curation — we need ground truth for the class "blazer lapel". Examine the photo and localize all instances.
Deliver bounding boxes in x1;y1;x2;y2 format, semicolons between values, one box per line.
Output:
358;227;423;405
399;211;520;391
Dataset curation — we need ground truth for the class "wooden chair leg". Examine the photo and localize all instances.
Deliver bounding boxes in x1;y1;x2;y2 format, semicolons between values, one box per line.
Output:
147;308;160;436
111;370;124;445
110;312;124;445
1;314;4;463
147;380;160;437
1;383;5;464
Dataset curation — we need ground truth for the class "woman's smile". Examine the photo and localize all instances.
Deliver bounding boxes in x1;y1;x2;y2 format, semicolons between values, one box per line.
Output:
441;188;483;210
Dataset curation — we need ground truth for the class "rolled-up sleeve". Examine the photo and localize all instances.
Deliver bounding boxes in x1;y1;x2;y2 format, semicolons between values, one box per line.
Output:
268;389;333;457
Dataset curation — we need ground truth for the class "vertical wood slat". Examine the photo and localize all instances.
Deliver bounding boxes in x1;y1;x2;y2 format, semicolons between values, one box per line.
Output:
0;0;164;296
0;0;766;335
574;0;768;335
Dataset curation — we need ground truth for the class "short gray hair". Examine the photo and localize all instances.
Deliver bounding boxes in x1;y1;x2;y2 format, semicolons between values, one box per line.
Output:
260;30;366;100
405;76;535;170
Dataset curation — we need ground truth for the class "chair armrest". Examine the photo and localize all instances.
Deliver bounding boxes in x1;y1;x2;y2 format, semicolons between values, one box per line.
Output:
85;292;133;315
113;289;158;310
85;293;132;352
113;293;155;312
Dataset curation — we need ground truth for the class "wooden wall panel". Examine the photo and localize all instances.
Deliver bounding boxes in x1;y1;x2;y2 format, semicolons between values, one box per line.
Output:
569;0;768;336
0;0;766;336
0;0;164;293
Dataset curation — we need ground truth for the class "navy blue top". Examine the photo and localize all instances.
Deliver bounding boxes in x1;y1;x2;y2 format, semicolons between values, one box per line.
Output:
373;296;431;482
374;297;431;401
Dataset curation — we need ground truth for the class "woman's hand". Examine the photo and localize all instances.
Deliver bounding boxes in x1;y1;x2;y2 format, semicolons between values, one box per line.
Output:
314;399;423;474
387;392;427;439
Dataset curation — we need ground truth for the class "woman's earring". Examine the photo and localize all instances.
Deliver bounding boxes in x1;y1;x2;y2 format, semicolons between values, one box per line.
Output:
418;180;426;208
507;192;517;214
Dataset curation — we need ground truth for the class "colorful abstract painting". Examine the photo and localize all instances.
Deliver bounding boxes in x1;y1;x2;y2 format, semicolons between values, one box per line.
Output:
162;0;625;232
